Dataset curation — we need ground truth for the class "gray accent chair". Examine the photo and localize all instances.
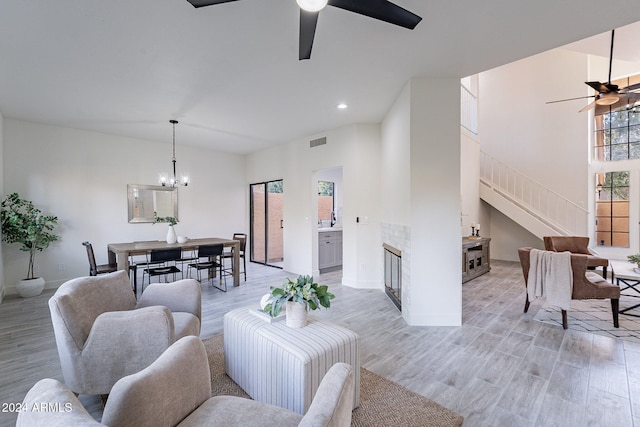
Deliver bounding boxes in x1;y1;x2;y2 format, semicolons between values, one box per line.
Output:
48;270;201;395
17;336;354;427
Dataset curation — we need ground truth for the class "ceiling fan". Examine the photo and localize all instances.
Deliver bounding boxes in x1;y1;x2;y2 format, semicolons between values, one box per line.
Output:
186;0;422;60
547;29;640;114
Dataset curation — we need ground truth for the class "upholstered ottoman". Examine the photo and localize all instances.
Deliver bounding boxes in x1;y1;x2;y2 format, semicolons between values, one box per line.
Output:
224;307;360;415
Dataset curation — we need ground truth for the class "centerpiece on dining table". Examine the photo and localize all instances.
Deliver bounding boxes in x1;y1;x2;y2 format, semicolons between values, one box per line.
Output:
262;275;335;328
153;212;178;244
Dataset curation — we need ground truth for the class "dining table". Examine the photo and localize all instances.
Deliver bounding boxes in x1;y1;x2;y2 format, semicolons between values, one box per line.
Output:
107;237;241;287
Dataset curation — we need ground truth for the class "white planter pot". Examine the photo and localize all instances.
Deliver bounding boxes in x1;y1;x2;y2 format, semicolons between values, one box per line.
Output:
166;225;177;244
286;301;308;328
16;277;46;298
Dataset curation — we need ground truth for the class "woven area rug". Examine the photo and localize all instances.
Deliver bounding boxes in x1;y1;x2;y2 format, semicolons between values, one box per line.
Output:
202;335;463;427
533;292;640;343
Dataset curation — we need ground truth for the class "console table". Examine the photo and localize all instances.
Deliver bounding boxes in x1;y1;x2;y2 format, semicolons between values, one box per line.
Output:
462;237;491;283
223;307;360;415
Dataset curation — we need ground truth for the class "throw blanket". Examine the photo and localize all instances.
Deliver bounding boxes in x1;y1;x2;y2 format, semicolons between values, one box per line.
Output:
527;249;573;310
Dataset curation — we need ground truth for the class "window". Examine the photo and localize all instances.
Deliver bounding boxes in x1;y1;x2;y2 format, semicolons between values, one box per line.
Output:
594;109;640;161
318;181;334;223
593;75;640;161
595;171;629;247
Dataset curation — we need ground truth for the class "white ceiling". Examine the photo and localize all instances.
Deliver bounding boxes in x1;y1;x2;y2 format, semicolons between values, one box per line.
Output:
2;0;640;154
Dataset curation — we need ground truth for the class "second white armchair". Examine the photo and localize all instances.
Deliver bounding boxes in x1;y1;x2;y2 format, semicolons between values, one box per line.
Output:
48;270;201;395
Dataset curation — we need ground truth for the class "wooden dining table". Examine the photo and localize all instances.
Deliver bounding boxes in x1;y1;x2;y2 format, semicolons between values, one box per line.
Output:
107;237;241;287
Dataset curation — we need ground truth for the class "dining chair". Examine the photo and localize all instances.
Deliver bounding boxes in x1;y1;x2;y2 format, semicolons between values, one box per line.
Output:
82;241;118;276
222;233;247;281
142;248;183;290
188;244;228;292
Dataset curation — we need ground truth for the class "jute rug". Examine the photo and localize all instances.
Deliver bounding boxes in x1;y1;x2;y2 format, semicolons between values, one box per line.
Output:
203;334;463;427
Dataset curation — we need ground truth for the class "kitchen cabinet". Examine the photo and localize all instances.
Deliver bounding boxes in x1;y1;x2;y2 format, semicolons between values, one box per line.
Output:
319;230;343;271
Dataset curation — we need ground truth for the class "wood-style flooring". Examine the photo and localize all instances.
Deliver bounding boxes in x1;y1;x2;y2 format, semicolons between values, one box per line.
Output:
1;260;640;426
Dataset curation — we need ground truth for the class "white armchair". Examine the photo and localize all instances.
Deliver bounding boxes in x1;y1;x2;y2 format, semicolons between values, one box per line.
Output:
48;270;201;395
18;336;354;427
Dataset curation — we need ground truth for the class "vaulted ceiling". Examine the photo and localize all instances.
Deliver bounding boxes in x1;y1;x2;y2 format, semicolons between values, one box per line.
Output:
2;1;640;154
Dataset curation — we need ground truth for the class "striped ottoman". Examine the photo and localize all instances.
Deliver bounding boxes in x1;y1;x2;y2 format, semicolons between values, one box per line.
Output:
224;307;360;415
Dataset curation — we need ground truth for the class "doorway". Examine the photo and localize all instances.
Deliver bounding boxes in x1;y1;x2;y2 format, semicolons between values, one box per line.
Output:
250;180;284;268
316;167;343;273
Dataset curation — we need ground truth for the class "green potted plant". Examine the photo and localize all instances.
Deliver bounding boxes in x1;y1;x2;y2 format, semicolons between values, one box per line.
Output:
1;193;59;297
627;254;640;267
153;212;178;244
263;275;335;328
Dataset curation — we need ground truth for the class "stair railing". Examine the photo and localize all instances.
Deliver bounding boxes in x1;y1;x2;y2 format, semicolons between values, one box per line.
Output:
479;151;589;235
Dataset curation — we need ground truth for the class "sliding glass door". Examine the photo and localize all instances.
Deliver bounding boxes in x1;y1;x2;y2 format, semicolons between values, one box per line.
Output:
250;180;284;268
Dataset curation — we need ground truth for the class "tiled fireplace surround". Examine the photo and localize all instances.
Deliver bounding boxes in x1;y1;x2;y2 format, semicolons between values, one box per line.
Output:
381;223;410;311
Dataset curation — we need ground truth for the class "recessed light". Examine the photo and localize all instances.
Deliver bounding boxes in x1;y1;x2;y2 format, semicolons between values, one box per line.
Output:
337;103;348;110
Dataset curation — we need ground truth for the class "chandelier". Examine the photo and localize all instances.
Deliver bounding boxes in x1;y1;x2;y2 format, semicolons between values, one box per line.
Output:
159;120;190;187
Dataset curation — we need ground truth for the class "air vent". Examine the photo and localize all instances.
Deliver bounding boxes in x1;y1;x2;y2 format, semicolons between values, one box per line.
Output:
310;137;327;148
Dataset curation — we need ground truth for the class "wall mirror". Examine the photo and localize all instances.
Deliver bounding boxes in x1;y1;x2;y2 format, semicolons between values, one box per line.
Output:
128;184;178;223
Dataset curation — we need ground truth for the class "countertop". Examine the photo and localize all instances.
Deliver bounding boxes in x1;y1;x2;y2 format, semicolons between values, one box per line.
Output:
318;227;343;232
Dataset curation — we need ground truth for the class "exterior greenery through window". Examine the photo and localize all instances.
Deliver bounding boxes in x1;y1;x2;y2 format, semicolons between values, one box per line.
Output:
267;181;283;193
595;171;629;247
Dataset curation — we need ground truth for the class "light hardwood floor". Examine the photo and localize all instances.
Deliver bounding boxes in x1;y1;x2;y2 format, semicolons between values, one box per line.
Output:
1;260;640;426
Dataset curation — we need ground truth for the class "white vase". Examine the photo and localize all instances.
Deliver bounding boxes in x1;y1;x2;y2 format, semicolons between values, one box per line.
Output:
286;301;308;328
16;277;45;298
166;225;177;244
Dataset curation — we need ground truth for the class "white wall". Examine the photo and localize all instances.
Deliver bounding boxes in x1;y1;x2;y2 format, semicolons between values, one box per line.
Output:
246;124;382;289
408;78;462;326
2;119;246;294
380;83;411;226
480;49;590;205
489;207;544;260
380;78;462;326
461;130;482;234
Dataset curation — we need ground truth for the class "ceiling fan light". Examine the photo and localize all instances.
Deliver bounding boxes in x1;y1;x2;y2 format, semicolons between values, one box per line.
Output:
296;0;328;12
595;93;620;106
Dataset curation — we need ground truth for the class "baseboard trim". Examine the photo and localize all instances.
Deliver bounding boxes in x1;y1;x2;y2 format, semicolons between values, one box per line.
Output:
341;278;382;289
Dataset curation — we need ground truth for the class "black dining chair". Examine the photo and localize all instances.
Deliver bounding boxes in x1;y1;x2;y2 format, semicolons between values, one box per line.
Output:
222;233;247;281
142;248;183;290
188;244;228;292
82;242;118;276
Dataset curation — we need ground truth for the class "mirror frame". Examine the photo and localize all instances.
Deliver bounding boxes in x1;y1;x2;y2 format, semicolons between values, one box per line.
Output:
127;184;178;223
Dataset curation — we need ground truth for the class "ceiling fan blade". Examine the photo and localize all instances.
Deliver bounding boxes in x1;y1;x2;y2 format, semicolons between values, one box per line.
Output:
328;0;422;30
621;82;640;92
186;0;242;8
299;10;319;60
546;95;595;104
579;100;598;113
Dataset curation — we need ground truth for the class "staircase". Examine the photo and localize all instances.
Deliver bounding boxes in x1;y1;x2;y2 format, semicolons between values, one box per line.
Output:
479;151;589;239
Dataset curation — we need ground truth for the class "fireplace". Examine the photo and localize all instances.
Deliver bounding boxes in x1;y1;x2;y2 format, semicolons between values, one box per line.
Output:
383;243;402;311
